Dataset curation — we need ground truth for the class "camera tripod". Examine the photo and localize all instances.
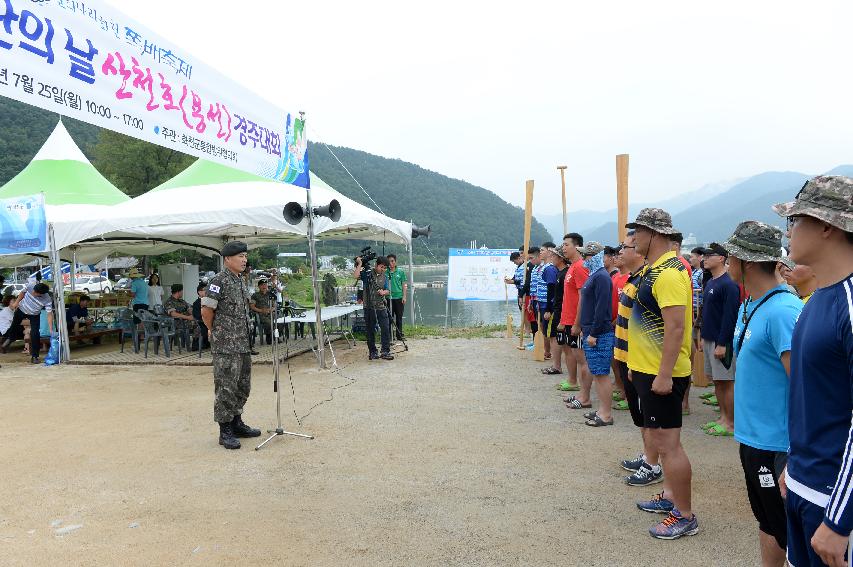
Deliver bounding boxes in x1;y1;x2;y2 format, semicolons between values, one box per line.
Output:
255;297;314;451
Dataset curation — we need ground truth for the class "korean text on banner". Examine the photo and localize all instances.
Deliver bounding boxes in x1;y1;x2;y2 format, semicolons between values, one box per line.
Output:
0;193;47;254
0;0;309;187
447;248;517;302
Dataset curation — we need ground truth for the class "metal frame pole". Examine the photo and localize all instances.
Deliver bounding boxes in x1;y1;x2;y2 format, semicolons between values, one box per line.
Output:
408;243;415;327
305;188;326;369
48;224;70;362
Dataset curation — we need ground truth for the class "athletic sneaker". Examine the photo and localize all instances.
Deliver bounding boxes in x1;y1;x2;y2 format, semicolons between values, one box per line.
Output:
625;464;664;487
636;492;674;514
621;454;645;472
649;509;699;540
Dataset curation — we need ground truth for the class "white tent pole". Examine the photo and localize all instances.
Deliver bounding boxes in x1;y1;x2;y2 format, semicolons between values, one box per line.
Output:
48;224;70;362
408;243;415;327
305;187;326;369
71;248;77;291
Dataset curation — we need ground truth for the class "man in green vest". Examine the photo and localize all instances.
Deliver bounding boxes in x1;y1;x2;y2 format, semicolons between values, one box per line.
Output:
386;254;408;341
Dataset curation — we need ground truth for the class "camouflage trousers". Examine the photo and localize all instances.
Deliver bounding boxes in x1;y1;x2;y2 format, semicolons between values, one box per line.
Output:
212;352;252;423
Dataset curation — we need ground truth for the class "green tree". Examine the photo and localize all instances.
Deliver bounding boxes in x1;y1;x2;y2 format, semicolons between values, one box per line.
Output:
92;130;195;197
331;256;348;270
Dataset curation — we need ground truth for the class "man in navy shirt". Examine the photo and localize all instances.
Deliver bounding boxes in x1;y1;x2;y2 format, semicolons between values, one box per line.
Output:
700;242;741;436
725;221;803;567
773;176;853;567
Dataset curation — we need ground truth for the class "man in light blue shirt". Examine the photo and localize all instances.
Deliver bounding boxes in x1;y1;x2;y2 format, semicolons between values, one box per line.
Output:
725;221;802;566
129;268;149;314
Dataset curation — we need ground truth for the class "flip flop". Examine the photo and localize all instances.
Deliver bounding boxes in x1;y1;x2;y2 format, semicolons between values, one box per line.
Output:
583;410;598;420
542;367;562;375
612;391;625;402
706;424;734;437
700;421;719;430
586;415;614;427
565;398;592;409
682;408;691;416
556;381;580;392
614;400;630;411
702;395;719;406
699;392;715;400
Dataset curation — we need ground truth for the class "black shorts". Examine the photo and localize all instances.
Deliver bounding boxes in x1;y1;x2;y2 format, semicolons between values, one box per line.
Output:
568;333;580;349
631;371;690;429
620;362;643;428
739;444;787;550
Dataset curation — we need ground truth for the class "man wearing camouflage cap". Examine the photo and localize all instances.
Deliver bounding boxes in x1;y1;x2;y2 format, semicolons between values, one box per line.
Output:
772;176;853;567
624;208;697;539
201;241;261;450
723;221;803;566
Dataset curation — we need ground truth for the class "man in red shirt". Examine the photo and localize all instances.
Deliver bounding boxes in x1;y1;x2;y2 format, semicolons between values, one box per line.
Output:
560;232;593;409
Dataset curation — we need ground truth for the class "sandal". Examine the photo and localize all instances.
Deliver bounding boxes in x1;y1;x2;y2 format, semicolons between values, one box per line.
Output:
612;391;624;402
706;424;734;437
544;353;552;360
586;415;614;427
699;392;715;400
702;395;719;406
700;421;719;430
542;367;562;375
682;408;691;416
565;398;592;409
614;400;630;411
583;410;598;420
556;381;580;392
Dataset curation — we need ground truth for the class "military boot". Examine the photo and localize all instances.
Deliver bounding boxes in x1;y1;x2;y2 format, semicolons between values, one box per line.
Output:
218;422;241;449
232;415;261;438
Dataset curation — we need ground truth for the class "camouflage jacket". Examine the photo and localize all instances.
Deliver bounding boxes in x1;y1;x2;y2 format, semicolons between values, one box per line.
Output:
250;291;273;320
163;296;193;330
201;269;252;354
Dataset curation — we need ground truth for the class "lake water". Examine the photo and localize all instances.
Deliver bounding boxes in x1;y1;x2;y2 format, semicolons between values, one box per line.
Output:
409;266;517;328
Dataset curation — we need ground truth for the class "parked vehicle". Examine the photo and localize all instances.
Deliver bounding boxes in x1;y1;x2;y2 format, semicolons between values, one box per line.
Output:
64;275;115;294
115;278;132;291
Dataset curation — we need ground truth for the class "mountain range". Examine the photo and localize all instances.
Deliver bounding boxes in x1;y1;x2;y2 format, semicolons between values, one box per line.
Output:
558;166;853;246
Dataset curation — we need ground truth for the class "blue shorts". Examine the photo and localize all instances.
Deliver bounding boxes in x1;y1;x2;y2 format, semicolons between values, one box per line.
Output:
786;488;843;567
582;331;615;376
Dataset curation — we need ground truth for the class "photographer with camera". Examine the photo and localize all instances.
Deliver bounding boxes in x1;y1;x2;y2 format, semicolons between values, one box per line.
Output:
354;251;394;361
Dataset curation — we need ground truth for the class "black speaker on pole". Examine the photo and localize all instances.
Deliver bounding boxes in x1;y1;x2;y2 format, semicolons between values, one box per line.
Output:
312;199;341;222
283;202;305;225
411;224;431;239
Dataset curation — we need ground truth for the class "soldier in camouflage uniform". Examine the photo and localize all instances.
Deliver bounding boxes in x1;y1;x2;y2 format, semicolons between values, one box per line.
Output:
249;279;274;346
200;241;261;450
162;283;195;339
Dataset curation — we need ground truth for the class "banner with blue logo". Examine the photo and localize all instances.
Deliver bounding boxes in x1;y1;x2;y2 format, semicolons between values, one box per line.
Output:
0;0;309;188
0;193;47;254
447;248;517;301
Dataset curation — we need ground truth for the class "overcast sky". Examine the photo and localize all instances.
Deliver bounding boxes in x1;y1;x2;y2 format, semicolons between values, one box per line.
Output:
111;0;853;213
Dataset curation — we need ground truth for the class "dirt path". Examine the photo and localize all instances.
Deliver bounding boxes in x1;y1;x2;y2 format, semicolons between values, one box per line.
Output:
0;337;757;566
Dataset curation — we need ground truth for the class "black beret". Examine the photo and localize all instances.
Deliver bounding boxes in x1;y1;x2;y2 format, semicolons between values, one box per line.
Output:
221;241;248;257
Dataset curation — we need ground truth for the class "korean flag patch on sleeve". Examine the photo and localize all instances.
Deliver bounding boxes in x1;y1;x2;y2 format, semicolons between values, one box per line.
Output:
209;284;221;294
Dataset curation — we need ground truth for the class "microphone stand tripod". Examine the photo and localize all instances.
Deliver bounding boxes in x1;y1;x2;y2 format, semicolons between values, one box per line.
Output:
255;296;314;450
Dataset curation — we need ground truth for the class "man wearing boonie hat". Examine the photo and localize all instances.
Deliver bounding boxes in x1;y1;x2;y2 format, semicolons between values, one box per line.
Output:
723;221;802;566
779;254;818;304
771;176;853;567
201;241;261;450
624;208;697;540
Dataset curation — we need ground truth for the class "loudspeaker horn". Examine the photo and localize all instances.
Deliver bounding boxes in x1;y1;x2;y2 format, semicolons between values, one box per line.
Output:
283;202;305;225
312;199;341;222
411;224;431;239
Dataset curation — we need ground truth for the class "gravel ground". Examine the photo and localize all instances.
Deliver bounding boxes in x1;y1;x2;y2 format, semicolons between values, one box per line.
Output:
0;337;758;566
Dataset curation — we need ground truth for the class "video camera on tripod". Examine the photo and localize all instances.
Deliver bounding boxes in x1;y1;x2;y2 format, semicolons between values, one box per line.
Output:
357;246;377;268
